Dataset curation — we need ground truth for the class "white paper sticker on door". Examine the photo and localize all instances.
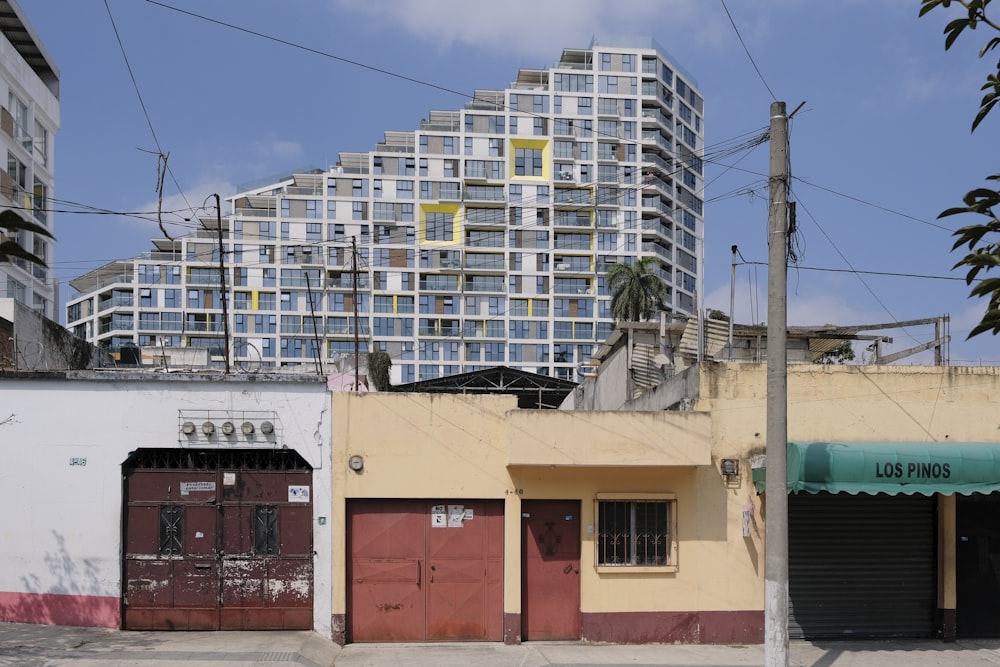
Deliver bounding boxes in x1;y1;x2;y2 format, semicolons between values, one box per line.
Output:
448;504;465;527
431;504;446;528
288;485;310;503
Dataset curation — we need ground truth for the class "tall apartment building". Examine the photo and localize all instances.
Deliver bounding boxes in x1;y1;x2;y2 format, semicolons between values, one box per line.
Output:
66;38;703;383
0;0;60;321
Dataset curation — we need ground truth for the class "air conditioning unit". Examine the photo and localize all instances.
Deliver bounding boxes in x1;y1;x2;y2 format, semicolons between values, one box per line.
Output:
555;263;569;270
559;171;574;181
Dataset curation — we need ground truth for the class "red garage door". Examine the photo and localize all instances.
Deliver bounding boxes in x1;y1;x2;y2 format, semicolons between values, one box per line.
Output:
348;500;503;642
123;449;314;630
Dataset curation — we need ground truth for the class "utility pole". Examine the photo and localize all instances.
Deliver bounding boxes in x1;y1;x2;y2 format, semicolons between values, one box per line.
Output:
214;194;231;374
351;236;360;391
764;101;789;667
729;245;737;361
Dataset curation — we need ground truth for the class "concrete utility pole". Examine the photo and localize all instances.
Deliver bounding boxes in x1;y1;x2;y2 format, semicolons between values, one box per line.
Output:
764;101;790;667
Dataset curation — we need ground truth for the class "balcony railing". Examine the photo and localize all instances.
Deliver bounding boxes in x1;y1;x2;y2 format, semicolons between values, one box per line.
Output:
642;241;673;262
138;318;184;332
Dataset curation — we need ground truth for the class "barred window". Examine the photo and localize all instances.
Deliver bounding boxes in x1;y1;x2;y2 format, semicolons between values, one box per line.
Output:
597;499;674;567
159;505;183;556
255;505;279;556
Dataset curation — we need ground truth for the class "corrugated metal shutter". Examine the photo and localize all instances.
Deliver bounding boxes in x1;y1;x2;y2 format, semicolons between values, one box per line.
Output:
788;492;936;639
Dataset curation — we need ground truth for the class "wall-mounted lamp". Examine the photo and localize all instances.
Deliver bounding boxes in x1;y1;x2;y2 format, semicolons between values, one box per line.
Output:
221;421;236;436
260;421;275;435
721;458;740;479
201;421;215;436
181;421;196;435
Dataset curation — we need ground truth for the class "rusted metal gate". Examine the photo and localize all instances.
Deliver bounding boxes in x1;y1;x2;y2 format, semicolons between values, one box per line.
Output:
123;449;313;630
347;499;503;642
521;500;580;640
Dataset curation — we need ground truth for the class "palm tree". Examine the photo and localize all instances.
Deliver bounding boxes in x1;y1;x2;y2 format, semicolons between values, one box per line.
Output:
606;257;667;322
0;209;52;267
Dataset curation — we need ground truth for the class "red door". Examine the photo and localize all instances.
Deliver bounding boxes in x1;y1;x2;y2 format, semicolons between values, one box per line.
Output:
348;500;503;642
123;449;313;631
124;470;220;630
521;500;581;640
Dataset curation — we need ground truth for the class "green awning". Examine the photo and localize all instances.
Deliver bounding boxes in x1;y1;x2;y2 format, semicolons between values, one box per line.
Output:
752;441;1000;496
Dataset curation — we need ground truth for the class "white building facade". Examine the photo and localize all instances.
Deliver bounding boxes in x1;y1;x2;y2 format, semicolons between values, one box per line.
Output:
66;38;703;384
0;371;333;634
0;0;60;321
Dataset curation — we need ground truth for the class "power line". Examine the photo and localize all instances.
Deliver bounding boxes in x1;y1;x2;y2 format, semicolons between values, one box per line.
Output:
737;260;975;282
103;0;195;231
719;0;777;101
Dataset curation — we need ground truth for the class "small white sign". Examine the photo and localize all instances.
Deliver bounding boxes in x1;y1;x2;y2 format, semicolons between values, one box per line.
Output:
180;481;216;496
431;504;447;528
195;531;204;539
288;485;310;503
448;505;465;528
69;458;87;467
463;508;474;521
223;472;236;486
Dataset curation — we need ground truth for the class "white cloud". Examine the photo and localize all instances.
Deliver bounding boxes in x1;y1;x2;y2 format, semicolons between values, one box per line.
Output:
705;281;881;329
250;140;305;162
332;0;721;60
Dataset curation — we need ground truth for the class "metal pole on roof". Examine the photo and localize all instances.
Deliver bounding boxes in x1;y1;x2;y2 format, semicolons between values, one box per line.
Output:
214;194;231;374
764;101;790;667
729;245;737;360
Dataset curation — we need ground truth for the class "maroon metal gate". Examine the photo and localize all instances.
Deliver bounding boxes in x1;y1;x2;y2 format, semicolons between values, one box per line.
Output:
347;499;504;642
123;449;314;630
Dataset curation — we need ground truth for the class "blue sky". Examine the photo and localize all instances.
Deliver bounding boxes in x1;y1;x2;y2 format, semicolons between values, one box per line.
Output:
26;0;1000;364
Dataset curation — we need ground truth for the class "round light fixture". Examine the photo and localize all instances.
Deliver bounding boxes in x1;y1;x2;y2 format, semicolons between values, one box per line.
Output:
260;421;275;435
201;421;215;436
241;421;255;435
181;421;196;435
348;455;364;472
221;421;235;436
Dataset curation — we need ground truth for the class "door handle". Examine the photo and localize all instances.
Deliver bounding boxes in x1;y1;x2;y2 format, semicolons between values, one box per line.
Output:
563;564;573;574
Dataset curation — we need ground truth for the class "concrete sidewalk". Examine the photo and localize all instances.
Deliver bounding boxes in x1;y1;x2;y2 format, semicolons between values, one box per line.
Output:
4;623;1000;666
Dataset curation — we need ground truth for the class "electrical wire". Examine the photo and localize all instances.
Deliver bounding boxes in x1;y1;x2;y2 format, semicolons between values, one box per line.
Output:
719;0;777;101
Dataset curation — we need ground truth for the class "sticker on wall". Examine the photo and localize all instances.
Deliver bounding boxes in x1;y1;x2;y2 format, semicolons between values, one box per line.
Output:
742;497;755;537
288;485;310;503
223;472;236;486
431;505;447;528
448;505;465;528
180;481;216;496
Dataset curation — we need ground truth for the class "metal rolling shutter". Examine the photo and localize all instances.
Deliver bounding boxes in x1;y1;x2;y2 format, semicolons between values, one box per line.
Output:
788;492;936;639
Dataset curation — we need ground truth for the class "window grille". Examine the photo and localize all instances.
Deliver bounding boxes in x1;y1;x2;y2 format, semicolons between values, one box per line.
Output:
597;500;671;566
159;505;183;556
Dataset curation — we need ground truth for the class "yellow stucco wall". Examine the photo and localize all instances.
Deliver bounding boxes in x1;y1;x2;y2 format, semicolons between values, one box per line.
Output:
700;363;1000;446
331;364;1000;623
330;390;763;619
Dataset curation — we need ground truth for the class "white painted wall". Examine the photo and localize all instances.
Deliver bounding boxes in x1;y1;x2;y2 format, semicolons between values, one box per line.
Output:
0;371;332;635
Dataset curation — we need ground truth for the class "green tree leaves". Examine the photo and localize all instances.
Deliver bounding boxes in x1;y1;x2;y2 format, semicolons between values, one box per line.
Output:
920;0;1000;337
0;209;53;267
606;257;667;322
